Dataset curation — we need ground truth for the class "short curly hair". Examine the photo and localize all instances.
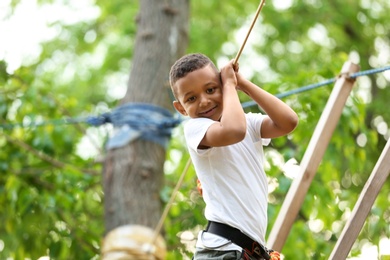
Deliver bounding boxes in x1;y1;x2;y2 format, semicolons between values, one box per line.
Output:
169;53;218;99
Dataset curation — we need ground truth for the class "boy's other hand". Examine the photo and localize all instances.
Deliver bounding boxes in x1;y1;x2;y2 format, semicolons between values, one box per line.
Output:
220;60;238;88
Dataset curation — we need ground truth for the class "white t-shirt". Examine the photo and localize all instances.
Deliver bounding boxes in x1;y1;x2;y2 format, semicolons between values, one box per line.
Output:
184;113;270;249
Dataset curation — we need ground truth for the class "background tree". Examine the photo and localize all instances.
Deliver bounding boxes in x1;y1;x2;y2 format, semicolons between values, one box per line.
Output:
0;0;389;259
102;0;189;235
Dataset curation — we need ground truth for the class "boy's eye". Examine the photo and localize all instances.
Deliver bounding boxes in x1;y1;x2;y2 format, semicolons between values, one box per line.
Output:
187;96;196;102
206;88;215;94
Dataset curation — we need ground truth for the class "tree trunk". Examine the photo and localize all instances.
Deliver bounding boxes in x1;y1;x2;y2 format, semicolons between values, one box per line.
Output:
103;0;189;233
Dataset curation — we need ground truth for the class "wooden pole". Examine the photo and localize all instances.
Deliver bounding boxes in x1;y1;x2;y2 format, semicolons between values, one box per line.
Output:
267;61;360;251
329;139;390;259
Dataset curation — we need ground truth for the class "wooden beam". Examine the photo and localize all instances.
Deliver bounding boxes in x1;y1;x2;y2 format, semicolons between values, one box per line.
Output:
267;61;360;251
329;139;390;259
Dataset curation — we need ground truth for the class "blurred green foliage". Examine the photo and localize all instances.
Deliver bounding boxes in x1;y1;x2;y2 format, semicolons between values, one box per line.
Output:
1;0;389;259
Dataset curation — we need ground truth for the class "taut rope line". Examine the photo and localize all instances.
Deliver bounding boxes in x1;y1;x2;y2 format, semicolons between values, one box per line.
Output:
233;0;266;66
151;157;192;244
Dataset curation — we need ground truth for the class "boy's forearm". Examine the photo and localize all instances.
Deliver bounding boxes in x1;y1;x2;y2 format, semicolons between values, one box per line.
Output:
201;82;246;148
219;62;247;135
241;79;297;129
220;84;246;132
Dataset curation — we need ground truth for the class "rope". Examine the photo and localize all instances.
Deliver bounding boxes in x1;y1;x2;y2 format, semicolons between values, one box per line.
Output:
102;224;166;259
349;65;390;78
151;157;192;245
241;65;390;108
233;0;266;66
242;78;337;108
1;65;389;130
0;117;87;129
97;103;181;149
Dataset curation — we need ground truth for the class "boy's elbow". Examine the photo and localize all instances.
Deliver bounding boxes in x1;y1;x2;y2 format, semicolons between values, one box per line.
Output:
233;127;247;142
286;113;299;133
224;124;247;144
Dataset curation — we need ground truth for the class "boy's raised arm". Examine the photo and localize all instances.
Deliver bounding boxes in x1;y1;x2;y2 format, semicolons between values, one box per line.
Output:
201;61;247;147
237;73;298;139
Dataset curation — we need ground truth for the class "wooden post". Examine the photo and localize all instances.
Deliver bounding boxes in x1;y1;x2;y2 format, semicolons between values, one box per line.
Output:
267;61;360;251
329;139;390;259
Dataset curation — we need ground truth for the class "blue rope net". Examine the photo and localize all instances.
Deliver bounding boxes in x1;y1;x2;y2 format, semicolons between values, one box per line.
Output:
88;103;182;149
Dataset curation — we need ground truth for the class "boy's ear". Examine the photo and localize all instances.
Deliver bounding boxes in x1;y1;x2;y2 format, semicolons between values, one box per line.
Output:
173;100;187;116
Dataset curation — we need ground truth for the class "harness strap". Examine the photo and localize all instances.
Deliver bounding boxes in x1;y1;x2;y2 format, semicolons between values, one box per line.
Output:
206;221;271;260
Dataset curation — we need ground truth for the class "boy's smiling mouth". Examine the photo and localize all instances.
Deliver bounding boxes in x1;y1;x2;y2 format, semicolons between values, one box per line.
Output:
199;106;218;117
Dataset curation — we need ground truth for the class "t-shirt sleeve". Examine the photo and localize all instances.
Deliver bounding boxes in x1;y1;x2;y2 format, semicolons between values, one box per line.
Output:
246;112;271;146
183;118;215;152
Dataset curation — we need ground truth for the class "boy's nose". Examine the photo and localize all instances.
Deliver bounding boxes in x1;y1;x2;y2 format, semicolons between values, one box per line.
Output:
199;95;210;107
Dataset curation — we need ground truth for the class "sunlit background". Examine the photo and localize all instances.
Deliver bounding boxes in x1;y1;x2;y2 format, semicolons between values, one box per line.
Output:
1;0;389;259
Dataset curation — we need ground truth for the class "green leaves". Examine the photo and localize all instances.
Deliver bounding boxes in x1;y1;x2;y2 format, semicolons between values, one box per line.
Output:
1;0;389;259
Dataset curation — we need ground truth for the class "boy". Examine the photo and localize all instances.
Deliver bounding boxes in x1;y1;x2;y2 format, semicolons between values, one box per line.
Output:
169;53;298;260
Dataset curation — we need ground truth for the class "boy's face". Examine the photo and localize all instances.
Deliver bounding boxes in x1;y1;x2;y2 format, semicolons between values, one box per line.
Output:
173;65;223;121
